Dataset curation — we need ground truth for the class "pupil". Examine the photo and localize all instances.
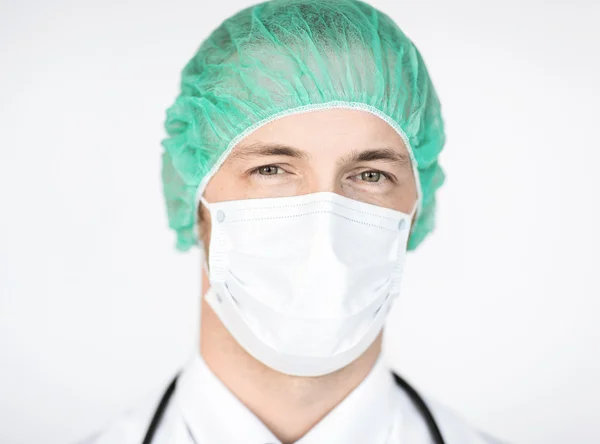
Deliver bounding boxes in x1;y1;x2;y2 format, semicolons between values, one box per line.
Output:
362;171;380;182
261;166;276;175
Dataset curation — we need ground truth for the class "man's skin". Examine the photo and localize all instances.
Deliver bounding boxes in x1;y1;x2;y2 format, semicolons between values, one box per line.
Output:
197;108;418;444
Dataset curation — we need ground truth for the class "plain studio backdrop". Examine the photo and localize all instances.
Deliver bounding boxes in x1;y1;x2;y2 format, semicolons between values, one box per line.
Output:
1;0;599;443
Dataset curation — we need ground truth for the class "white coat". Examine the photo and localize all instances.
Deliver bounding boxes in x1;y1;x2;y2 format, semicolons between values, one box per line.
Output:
81;352;504;444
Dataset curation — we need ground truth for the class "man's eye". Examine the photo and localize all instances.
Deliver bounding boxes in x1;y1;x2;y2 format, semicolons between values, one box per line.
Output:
360;171;382;182
257;165;282;175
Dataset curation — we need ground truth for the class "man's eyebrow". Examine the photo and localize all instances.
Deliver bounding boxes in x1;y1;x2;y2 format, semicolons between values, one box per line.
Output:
340;148;411;167
229;142;309;160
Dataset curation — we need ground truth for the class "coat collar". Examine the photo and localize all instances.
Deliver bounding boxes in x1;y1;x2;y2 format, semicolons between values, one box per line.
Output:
175;351;399;444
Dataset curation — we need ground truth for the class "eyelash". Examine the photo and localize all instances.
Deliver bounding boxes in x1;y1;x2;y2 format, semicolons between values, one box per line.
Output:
249;165;286;178
352;170;393;185
249;164;393;184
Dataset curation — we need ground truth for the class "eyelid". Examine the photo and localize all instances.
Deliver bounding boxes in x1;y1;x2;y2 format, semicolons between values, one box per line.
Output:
248;163;288;176
350;169;395;183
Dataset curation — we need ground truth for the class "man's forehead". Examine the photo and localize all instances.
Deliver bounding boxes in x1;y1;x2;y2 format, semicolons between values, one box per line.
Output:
228;141;411;168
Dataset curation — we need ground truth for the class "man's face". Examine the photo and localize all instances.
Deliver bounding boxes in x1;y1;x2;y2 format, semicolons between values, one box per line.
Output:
199;108;418;249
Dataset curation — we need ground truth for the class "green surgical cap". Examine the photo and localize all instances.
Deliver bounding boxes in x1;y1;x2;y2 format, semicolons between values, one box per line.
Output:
161;0;446;251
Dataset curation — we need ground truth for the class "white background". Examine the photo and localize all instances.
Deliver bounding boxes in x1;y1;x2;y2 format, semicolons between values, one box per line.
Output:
1;0;599;443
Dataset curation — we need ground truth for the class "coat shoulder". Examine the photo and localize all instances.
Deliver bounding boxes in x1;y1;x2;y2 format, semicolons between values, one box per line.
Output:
426;398;507;444
74;386;165;444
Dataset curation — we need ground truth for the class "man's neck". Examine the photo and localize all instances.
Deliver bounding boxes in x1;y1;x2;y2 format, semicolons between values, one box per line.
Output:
199;279;382;444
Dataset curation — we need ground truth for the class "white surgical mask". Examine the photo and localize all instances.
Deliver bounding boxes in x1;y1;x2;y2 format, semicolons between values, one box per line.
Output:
200;191;414;377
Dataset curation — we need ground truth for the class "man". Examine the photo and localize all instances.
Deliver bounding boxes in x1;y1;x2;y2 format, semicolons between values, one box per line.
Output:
89;0;502;442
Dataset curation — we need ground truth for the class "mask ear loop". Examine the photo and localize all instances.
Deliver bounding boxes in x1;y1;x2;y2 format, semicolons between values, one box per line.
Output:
199;195;211;210
409;200;419;220
406;197;420;238
201;251;210;276
197;195;212;276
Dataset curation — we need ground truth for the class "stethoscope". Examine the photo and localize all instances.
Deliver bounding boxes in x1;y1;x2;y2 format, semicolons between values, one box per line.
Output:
141;371;446;444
